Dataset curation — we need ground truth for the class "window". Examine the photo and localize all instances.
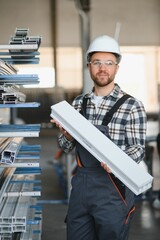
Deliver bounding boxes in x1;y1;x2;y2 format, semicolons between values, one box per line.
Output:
18;47;55;88
19;46;160;113
116;47;159;113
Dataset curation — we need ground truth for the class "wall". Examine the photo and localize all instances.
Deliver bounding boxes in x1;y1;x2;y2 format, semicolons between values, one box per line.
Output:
89;0;160;46
0;0;52;46
0;0;159;47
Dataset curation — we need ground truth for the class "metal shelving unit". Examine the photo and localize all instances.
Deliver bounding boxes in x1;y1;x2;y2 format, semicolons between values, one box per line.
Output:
0;28;42;240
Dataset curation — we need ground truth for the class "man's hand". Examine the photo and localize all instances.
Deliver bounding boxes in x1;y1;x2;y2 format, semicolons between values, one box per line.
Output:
101;162;112;173
50;119;74;141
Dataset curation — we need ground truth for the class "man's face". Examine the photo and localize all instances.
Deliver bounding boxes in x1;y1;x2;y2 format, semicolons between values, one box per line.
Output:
88;52;119;88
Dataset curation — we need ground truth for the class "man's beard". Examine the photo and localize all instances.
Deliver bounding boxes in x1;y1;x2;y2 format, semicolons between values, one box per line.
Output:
92;73;114;87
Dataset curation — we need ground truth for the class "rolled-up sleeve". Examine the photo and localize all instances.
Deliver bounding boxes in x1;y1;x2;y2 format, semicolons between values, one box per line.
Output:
58;134;76;153
124;101;147;163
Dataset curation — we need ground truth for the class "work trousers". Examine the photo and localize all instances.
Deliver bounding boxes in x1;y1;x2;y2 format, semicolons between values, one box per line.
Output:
66;167;135;240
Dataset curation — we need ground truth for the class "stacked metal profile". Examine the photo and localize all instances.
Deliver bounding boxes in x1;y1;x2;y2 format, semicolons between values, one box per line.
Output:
0;174;41;235
0;28;41;105
0;28;42;240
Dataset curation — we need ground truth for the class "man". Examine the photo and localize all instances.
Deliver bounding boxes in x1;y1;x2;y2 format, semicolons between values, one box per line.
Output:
51;35;147;240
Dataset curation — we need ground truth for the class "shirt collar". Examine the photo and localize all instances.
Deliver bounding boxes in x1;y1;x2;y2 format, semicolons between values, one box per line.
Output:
107;83;122;100
84;83;122;100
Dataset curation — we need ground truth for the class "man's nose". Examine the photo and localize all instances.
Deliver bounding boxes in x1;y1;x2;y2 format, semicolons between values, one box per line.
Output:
99;62;107;69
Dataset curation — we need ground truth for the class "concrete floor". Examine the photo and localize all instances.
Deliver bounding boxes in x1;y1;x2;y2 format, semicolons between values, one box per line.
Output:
26;129;160;240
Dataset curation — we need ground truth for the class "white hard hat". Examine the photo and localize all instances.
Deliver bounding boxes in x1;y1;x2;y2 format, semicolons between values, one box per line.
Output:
86;35;122;63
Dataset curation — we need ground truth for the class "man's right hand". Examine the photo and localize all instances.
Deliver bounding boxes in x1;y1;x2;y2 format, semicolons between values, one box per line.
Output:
50;119;74;141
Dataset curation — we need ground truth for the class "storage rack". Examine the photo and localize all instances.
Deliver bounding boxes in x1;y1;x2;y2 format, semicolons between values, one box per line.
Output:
0;28;42;240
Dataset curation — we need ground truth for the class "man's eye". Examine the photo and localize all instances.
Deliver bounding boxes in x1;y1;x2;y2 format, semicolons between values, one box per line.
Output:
106;61;113;65
93;61;100;66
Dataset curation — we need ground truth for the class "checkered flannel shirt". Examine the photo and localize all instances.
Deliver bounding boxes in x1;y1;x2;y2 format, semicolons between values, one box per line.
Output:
58;84;147;163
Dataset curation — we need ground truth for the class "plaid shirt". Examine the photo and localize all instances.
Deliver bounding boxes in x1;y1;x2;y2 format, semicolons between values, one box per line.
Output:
58;84;147;163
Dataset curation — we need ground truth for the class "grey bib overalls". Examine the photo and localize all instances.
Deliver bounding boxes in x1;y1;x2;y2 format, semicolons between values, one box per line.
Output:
66;95;135;240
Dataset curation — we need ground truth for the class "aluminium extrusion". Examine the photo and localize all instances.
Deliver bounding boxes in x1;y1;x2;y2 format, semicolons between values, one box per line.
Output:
0;124;40;131
0;80;39;85
0;74;39;85
1;92;26;104
1;137;23;164
0;177;41;234
19;144;41;152
0;124;41;137
20;216;42;240
0;85;20;93
16;153;40;160
0;44;38;50
10;180;41;184
19;198;42;238
0;232;13;238
0;138;12;154
0;168;16;203
0;224;26;233
0;132;39;137
50;100;153;195
8;174;40;188
1;162;39;168
0;58;39;62
0;51;40;56
14;167;41;175
0;102;40;108
0;189;28;224
4;191;41;197
0;138;9;145
0;59;18;75
0;74;39;80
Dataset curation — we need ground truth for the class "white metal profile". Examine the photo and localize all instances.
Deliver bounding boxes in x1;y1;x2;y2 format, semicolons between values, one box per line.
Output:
51;100;153;195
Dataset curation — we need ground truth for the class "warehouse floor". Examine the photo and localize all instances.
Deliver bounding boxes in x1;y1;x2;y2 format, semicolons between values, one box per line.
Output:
26;128;160;240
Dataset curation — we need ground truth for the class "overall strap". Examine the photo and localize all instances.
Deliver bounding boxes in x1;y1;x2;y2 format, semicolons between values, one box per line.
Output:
80;94;132;125
80;96;88;117
102;94;131;125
